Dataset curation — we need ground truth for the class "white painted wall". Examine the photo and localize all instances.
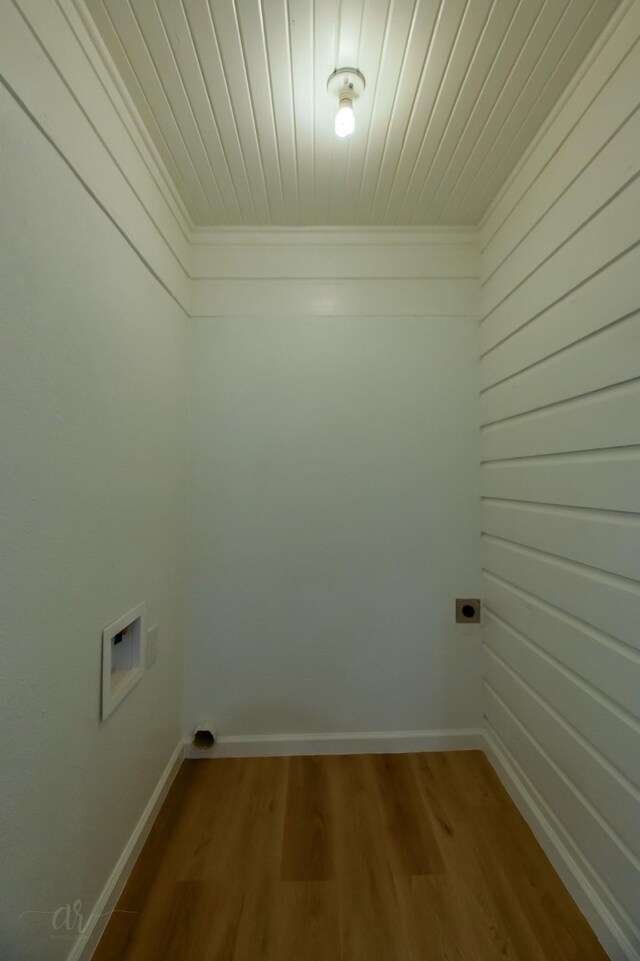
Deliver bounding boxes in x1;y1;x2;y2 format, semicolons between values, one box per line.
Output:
0;83;187;961
4;2;640;960
479;5;640;959
185;235;482;746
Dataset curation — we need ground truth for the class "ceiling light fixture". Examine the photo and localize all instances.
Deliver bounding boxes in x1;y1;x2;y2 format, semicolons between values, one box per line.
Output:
327;68;366;138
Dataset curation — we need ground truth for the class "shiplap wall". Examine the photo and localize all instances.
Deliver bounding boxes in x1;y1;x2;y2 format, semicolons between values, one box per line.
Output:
0;0;191;310
479;4;640;959
189;227;477;316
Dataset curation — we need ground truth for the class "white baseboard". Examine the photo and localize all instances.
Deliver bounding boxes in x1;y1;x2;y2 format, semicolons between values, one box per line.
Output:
68;740;184;961
183;727;483;759
484;726;639;961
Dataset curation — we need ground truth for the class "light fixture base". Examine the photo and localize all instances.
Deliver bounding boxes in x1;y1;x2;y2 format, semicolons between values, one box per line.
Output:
326;67;366;101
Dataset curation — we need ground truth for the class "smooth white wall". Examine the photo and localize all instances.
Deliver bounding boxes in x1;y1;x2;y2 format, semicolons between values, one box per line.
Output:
0;84;187;961
186;239;482;741
479;5;640;959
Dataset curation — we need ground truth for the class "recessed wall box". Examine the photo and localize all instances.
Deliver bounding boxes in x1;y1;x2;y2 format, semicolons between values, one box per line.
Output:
101;603;146;719
455;598;481;624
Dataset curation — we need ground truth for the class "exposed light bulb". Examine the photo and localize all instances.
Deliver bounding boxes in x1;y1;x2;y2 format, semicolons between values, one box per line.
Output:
335;98;355;138
327;69;365;139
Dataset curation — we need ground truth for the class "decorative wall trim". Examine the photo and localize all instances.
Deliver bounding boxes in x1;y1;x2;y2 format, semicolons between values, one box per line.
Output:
484;726;639;961
183;728;483;759
190;279;478;318
189;233;478;278
68;741;183;961
188;228;479;316
190;226;479;246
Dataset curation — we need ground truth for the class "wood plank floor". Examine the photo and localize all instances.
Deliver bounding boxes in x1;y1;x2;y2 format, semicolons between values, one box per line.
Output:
94;751;608;961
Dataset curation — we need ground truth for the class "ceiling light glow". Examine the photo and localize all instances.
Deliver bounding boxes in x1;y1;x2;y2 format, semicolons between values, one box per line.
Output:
335;98;355;137
327;68;365;139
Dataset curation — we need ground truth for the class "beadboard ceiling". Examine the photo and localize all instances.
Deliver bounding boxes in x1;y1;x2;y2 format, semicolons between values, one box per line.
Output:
84;0;620;227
